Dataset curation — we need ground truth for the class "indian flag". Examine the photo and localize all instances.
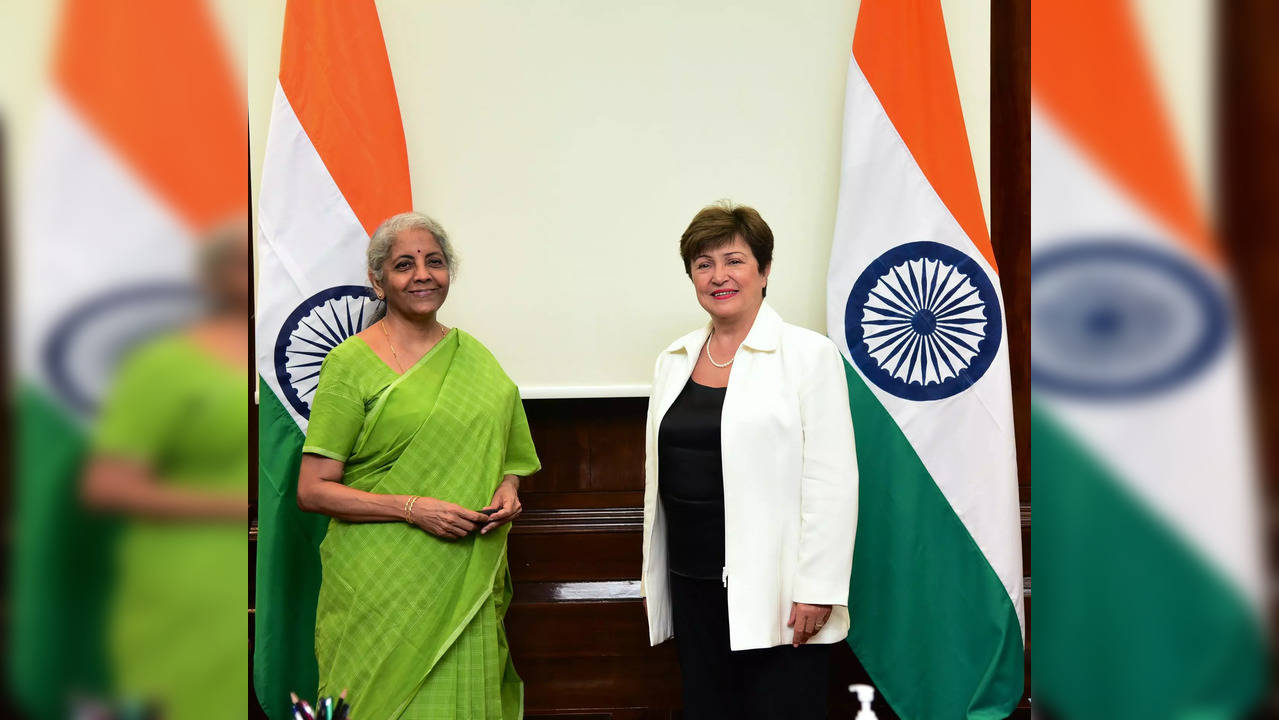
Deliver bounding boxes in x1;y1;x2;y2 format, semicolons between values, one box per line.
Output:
1031;1;1267;716
10;0;243;716
825;1;1025;717
253;0;412;716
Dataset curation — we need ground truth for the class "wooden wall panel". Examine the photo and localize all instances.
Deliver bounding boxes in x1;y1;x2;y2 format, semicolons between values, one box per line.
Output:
1221;3;1279;490
521;398;647;503
992;0;1032;709
992;0;1031;506
1219;3;1279;705
509;510;642;582
512;398;670;716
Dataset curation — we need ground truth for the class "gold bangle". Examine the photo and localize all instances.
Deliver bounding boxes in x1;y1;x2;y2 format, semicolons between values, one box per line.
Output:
404;495;420;523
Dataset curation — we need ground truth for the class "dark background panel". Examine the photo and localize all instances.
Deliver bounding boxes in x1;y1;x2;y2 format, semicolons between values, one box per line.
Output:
991;0;1031;507
1219;2;1279;713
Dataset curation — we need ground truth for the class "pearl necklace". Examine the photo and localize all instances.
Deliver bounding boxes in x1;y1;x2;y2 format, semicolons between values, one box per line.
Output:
704;330;735;368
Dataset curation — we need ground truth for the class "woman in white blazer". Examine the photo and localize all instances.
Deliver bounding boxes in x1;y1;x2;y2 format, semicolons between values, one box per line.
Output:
641;202;859;719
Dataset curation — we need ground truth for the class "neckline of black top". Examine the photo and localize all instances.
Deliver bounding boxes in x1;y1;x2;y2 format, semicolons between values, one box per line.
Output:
687;378;727;391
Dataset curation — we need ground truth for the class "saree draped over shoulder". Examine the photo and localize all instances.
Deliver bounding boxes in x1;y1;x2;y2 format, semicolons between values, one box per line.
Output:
302;330;539;720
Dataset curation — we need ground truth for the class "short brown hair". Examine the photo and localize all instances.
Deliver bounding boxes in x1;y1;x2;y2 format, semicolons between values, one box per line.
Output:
679;202;774;294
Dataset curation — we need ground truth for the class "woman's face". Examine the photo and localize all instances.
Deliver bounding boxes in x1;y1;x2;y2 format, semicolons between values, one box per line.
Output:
372;228;451;319
689;235;769;323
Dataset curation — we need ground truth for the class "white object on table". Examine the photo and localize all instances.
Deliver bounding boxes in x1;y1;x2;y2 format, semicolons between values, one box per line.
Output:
848;683;878;720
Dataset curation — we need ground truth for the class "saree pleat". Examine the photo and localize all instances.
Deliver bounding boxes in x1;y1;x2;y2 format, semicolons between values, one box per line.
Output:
306;331;538;720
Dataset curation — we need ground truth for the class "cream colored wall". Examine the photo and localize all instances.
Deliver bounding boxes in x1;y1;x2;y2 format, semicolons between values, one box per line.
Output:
940;0;992;228
0;0;60;184
1134;0;1212;215
248;0;990;395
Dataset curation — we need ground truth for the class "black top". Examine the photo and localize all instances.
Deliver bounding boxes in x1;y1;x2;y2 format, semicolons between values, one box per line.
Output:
658;377;727;580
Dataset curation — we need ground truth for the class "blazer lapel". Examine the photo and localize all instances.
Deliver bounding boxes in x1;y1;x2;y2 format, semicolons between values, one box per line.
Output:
655;325;708;423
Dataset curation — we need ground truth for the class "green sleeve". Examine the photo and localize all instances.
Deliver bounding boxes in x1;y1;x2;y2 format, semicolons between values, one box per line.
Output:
302;352;365;462
501;395;540;477
94;343;181;462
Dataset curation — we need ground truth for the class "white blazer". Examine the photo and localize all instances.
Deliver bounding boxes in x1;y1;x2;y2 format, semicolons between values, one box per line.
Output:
641;302;859;651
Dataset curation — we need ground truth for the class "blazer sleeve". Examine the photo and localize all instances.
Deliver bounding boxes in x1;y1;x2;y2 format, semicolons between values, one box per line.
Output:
792;338;859;605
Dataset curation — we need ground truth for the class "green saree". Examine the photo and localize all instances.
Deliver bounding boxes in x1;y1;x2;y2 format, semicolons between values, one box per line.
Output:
302;329;539;720
93;335;248;720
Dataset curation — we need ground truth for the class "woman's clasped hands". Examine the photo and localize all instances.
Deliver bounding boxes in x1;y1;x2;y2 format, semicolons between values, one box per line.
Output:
409;497;489;539
408;476;522;540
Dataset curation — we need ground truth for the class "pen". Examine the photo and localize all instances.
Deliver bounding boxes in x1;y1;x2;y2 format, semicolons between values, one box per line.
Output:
289;692;311;720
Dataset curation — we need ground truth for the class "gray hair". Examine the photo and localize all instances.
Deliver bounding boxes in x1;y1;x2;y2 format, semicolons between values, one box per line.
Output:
367;211;457;284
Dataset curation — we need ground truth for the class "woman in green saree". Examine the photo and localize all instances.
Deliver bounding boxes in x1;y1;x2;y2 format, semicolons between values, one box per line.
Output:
296;212;539;720
84;225;249;720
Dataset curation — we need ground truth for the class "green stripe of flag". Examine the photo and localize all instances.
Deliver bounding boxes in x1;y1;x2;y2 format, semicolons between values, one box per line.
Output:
254;380;329;719
844;363;1024;720
9;385;119;719
1032;404;1266;718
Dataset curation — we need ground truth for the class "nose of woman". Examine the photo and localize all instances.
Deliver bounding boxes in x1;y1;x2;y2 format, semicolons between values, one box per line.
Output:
412;260;434;284
710;261;729;285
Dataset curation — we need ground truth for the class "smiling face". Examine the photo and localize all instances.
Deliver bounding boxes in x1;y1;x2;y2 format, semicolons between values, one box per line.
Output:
689;235;770;322
370;228;451;319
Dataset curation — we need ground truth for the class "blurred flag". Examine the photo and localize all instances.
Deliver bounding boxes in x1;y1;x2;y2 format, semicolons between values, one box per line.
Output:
253;1;411;716
10;0;243;716
825;1;1024;717
1031;1;1268;717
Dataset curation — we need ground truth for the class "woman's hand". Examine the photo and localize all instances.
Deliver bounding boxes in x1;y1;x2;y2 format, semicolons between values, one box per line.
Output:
479;475;523;535
410;497;489;540
787;602;833;646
